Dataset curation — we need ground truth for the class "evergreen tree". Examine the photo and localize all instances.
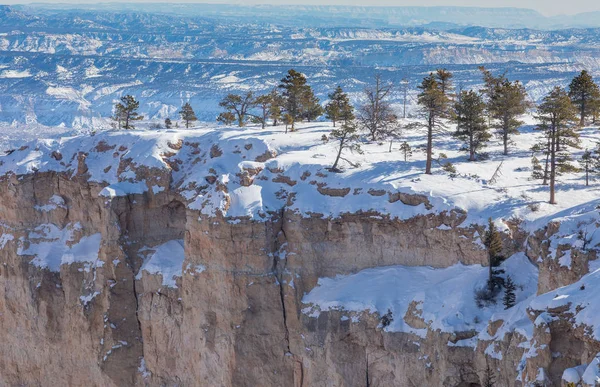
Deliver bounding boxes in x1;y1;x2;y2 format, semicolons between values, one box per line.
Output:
581;149;595;186
531;156;545;181
254;94;272;129
400;141;412;161
489;80;529;155
482;361;496;387
325;86;353;127
503;276;516;310
113;95;143;130
484;218;505;293
218;92;256;127
435;68;454;103
358;74;397;141
282;113;293;133
179;102;197;128
269;88;284;126
302;93;323;122
164;118;172;129
216;111;235;126
417;73;450;174
329;120;362;172
536;87;580;204
479;66;506;117
568;70;600;126
279;69;317;131
453;90;490;161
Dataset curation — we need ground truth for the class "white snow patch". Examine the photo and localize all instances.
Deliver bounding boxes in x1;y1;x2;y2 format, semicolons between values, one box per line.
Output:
302;253;537;335
17;224;102;271
136;240;185;288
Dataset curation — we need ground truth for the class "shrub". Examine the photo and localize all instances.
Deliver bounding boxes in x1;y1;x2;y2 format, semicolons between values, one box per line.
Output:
380;309;393;328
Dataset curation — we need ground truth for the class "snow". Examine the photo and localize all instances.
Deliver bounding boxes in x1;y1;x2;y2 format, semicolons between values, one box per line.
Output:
2;120;600;232
100;182;148;198
562;364;587;384
530;267;600;341
0;233;15;249
136;240;185;288
227;185;264;218
0;69;31;78
16;223;102;271
80;291;101;306
302;253;538;335
34;195;66;212
582;354;600;386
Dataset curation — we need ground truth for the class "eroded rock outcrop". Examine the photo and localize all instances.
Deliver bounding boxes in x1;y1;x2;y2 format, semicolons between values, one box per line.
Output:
1;132;600;387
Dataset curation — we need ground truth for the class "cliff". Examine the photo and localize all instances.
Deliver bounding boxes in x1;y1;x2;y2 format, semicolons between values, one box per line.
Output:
1;124;599;386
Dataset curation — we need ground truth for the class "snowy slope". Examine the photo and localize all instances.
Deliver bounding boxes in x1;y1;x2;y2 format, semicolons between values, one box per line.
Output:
2;118;600;231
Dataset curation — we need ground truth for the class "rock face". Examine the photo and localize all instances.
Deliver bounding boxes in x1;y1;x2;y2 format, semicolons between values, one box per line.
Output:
1;134;600;387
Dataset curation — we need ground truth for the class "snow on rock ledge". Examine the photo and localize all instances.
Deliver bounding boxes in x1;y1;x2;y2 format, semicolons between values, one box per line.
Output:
302;253;538;337
136;240;185;288
16;222;102;272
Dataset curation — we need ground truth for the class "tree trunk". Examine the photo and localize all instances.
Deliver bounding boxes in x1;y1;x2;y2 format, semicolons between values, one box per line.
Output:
586;166;589;186
549;126;557;204
581;99;586;127
425;117;433;174
389;140;393;153
503;123;508;155
331;137;345;171
488;252;493;290
543;136;551;186
469;131;475;161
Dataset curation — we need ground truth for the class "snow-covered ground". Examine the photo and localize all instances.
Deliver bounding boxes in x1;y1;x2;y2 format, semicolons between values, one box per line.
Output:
2;117;600;230
302;253;538;338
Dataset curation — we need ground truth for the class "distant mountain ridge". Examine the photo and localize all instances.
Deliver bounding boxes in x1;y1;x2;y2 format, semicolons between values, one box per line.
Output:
0;3;599;130
15;3;600;29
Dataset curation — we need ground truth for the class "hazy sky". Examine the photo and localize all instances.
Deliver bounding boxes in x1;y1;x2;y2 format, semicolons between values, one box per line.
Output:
3;0;600;16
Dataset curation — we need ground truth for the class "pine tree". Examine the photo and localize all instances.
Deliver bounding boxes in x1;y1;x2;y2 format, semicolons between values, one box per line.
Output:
482;361;496;387
453;90;490;161
164;118;172;129
254;94;272;129
581;149;596;186
503;275;516;310
536;87;580;204
329;120;362;172
484;218;505;292
302;93;323;122
216;111;235;126
283;113;293;133
269;88;284;127
179;102;197;128
113;95;143;130
358;74;398;141
325;86;353;127
279;69;317;131
479;66;507;122
218;92;255;127
531;156;545;181
568;70;600;126
435;68;454;103
417;73;450;174
400;141;412;161
489;79;529;155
